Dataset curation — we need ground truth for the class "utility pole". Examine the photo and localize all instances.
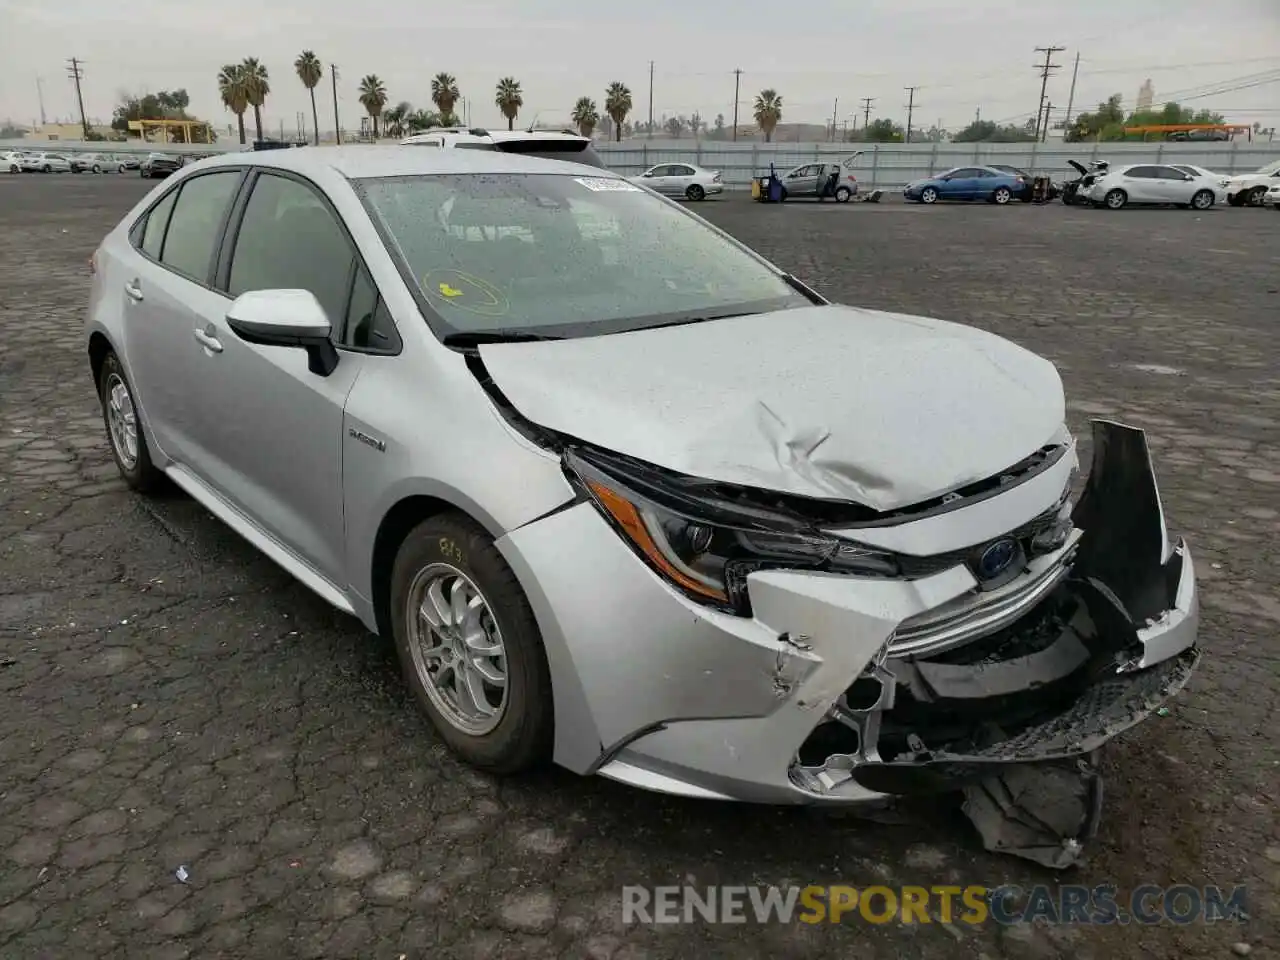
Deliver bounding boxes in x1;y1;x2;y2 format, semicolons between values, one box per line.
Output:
732;68;742;141
860;97;875;131
975;106;981;123
647;61;654;138
35;76;47;126
331;64;341;144
1063;51;1081;133
1042;101;1053;142
830;97;838;142
904;86;918;143
66;59;89;138
1033;45;1065;140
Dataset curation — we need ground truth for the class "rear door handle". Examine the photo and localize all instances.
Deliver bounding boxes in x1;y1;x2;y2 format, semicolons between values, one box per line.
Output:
193;328;223;353
124;280;143;302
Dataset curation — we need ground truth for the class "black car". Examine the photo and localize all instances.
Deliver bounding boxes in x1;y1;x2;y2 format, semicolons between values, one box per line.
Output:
140;153;181;178
988;164;1061;202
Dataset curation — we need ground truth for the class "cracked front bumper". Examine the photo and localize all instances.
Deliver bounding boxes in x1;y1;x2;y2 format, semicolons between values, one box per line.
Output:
498;420;1199;805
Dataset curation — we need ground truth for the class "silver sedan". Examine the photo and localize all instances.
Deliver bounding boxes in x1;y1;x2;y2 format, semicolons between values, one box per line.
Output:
85;148;1199;846
630;162;723;200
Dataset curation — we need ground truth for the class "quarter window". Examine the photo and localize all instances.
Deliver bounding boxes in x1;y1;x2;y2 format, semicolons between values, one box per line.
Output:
227;173;356;325
140;189;178;259
160;172;241;282
345;264;401;351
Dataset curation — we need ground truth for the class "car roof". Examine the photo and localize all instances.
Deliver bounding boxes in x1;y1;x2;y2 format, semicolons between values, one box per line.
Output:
187;144;615;180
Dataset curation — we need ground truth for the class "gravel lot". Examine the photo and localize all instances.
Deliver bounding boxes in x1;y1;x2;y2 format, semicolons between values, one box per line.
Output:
1;173;1277;960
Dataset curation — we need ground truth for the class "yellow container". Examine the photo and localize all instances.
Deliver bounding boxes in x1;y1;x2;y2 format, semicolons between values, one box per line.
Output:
751;178;762;200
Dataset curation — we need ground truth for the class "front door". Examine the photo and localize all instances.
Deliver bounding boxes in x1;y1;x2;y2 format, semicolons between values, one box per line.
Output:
1153;165;1196;204
189;169;369;584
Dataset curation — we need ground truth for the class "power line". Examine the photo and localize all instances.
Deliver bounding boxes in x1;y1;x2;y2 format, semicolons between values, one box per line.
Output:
66;58;89;139
1033;46;1065;140
904;87;918;142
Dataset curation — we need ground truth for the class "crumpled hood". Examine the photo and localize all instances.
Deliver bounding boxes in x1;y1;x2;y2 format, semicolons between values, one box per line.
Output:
478;305;1066;512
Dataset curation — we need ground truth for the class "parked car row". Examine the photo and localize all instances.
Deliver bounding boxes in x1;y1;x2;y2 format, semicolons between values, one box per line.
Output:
902;157;1279;211
3;150;145;174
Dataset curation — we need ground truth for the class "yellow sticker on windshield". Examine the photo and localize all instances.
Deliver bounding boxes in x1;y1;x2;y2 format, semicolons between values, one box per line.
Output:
423;270;509;317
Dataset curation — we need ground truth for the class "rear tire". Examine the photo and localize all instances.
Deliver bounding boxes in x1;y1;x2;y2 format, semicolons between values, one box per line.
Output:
685;183;705;201
389;513;554;774
835;185;852;202
1190;189;1214;211
98;351;164;494
992;186;1012;205
1104;188;1127;210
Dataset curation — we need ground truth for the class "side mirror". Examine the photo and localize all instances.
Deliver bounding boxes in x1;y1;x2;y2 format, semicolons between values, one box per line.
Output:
226;289;339;376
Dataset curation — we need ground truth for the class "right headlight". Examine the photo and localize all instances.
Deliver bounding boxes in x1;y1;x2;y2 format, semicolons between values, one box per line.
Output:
563;449;900;614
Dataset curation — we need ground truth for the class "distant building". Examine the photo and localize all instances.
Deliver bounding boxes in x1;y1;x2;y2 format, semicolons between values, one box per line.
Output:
1137;79;1155;111
23;122;116;141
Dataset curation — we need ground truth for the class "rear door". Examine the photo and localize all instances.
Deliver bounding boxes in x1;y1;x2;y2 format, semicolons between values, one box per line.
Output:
1121;165;1157;202
123;169;246;466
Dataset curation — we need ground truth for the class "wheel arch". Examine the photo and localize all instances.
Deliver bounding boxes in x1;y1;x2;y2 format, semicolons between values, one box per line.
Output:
88;330;113;389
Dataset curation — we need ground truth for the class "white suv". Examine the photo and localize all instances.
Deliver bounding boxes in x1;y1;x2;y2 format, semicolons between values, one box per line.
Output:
400;127;608;169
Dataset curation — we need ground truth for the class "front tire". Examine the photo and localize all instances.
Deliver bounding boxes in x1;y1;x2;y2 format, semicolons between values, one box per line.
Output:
390;514;554;774
921;186;939;204
1104;188;1127;210
1246;186;1266;207
1227;192;1245;207
98;352;164;494
42;164;51;173
92;164;101;174
992;186;1012;205
685;183;705;201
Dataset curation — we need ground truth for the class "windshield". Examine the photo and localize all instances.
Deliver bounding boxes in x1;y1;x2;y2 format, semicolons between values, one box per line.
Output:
355;173;805;339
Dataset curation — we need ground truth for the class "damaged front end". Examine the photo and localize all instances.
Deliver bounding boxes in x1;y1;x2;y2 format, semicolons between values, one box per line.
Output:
787;420;1198;867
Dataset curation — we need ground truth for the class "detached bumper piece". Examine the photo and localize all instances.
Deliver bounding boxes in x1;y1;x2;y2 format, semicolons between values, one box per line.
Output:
791;420;1199;868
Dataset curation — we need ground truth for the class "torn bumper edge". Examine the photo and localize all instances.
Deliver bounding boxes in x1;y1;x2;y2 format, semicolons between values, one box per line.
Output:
596;419;1199;805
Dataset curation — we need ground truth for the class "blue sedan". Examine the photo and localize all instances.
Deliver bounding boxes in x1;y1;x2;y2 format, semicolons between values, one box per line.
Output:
904;166;1028;205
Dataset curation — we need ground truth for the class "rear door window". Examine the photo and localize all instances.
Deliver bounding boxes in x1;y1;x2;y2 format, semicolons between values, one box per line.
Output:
158;171;241;282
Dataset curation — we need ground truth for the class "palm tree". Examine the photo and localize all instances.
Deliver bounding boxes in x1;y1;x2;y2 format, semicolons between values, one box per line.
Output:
753;89;782;142
571;97;599;137
406;109;440;133
383;101;413;139
431;73;460;125
294;51;323;145
604;82;632;143
495;77;523;131
358;75;389;138
241;57;270;142
217;64;250;145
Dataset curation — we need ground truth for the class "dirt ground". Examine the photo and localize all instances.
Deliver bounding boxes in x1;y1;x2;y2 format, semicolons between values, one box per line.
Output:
1;173;1277;959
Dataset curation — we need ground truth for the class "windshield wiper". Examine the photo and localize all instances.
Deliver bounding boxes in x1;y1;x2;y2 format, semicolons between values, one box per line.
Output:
442;330;564;347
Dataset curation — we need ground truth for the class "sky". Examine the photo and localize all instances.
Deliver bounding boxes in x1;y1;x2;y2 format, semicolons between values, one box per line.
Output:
1;0;1278;137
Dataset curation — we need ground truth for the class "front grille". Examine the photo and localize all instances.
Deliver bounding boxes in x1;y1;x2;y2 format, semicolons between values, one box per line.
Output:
889;528;1082;658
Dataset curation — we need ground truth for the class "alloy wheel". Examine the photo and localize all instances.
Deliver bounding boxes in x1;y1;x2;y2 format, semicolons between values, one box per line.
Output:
104;373;138;469
405;564;509;736
922;187;938;204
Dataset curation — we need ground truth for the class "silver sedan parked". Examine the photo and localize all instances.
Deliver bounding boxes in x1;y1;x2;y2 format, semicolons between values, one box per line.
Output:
630;162;723;200
1085;162;1224;210
86;148;1199;836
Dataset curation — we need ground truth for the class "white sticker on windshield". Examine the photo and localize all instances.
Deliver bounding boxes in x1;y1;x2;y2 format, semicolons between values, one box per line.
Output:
574;177;641;192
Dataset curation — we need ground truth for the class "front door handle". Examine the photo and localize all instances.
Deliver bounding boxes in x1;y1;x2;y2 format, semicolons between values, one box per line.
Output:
124;280;143;302
193;328;223;353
